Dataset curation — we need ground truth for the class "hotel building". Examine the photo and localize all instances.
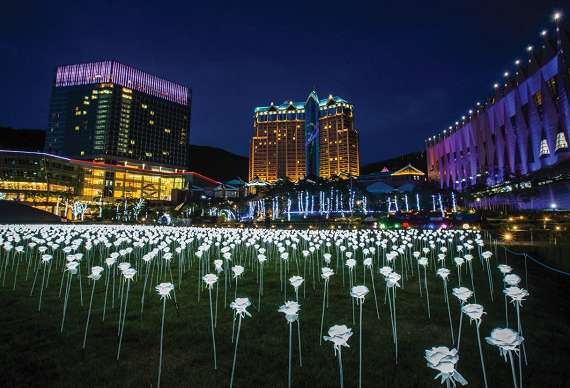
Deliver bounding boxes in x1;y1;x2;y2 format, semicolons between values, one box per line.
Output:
249;91;359;182
427;24;570;192
45;61;191;168
0;150;219;217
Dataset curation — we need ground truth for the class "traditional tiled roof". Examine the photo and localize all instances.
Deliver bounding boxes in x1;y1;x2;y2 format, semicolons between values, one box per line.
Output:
391;164;425;176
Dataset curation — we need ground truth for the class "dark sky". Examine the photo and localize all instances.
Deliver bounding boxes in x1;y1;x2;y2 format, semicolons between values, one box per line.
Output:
0;1;564;163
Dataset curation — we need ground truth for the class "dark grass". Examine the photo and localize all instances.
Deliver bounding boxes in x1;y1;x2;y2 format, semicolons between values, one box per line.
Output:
1;247;569;387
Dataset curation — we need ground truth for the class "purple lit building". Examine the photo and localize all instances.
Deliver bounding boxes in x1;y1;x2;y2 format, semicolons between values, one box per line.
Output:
426;26;570;195
45;61;191;168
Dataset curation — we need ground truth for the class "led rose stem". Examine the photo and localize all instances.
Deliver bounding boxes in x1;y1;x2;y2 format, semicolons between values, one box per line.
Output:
437;268;454;344
117;266;136;360
452;286;473;352
453;257;464;287
37;254;53;312
214;259;223;325
418;257;430;318
116;262;131;336
324;324;352;388
102;256;117;322
231;265;244;342
504;283;530;383
319;267;334;345
481;251;494;301
280;251;289;299
257;254;266;311
229;297;252;388
425;346;468;388
61;260;79;333
346;258;356;324
203;273;218;369
140;254;153;318
279;301;300;388
351;285;369;388
486;328;524;388
222;249;232;306
12;245;24;289
462;303;488;388
413;251;422;296
363;258;380;319
464;254;476;302
82;266;104;349
232;264;244;299
289;275;304;366
29;245;48;297
155;282;174;388
498;264;513;326
385;270;401;363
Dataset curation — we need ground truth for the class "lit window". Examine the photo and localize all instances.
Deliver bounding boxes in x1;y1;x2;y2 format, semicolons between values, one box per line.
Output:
539;139;550;156
555;132;568;151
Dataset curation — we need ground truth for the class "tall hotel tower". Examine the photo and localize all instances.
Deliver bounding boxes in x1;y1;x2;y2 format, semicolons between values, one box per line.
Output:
249;91;359;182
45;61;191;168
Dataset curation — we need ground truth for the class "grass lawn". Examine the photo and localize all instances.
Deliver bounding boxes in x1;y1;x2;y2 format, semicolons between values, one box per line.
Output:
0;239;569;387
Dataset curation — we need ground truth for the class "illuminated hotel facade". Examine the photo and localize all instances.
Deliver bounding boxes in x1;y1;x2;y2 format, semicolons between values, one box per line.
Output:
0;150;219;217
249;91;359;182
427;27;570;191
45;61;191;168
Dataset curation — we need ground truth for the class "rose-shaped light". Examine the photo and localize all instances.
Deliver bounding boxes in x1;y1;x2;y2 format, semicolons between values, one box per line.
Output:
503;286;529;304
425;346;467;386
386;272;401;288
278;301;300;323
379;266;393;277
498;264;512;274
350;285;369;301
156;282;174;299
324;324;353;353
122;267;137;280
436;267;450;279
485;328;524;352
289;275;304;289
232;265;244;278
321;267;334;280
452;287;473;302
88;265;104;281
203;273;218;289
503;273;521;286
230;297;252;318
462;303;485;323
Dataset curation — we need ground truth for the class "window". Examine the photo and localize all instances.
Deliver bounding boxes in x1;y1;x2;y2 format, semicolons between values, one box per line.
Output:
539;139;550;157
555;132;568;151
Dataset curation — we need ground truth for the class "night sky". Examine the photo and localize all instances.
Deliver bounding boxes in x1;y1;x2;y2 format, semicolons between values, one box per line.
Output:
0;1;564;163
